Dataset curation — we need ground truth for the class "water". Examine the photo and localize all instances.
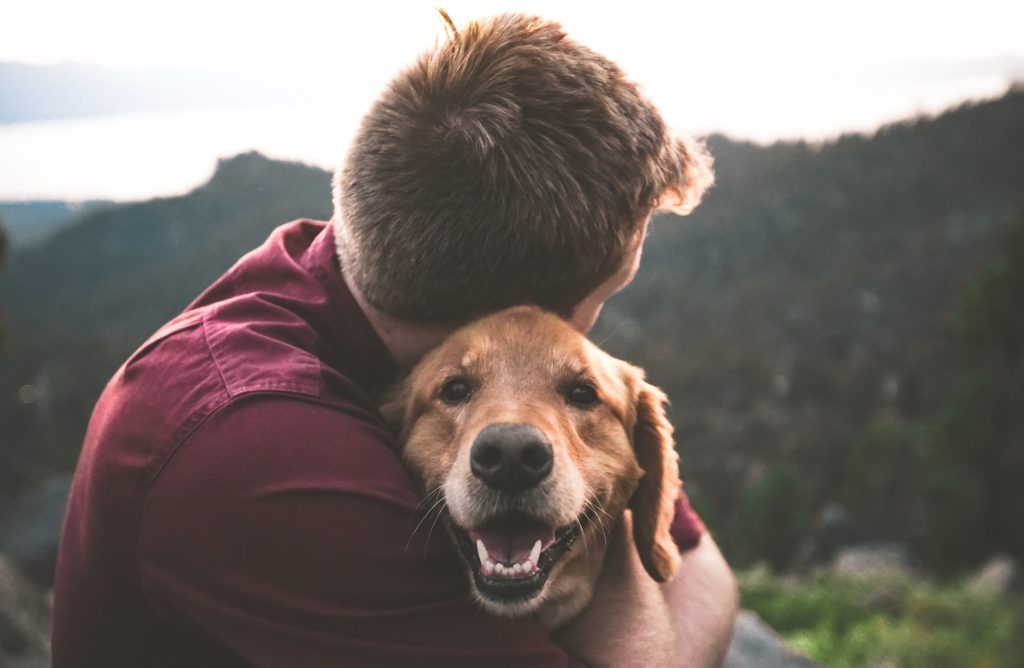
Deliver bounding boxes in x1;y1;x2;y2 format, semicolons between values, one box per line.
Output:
0;105;364;201
0;72;1014;202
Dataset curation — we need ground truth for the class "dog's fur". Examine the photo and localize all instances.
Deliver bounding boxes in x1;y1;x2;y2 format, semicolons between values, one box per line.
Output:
384;306;682;629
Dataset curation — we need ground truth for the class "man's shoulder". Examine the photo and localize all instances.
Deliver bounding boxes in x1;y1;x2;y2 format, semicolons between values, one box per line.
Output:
123;314;406;498
89;298;390;519
115;217;389;419
103;304;322;455
198;297;324;399
114;286;371;443
148;392;419;523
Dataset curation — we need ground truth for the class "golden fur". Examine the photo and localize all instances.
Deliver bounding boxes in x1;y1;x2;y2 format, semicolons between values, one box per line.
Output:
384;306;681;628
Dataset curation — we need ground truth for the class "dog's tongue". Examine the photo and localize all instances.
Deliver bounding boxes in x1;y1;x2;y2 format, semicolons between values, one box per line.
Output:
468;517;556;565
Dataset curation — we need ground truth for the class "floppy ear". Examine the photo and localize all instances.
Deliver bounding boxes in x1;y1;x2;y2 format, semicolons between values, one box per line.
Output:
379;382;412;438
630;381;683;583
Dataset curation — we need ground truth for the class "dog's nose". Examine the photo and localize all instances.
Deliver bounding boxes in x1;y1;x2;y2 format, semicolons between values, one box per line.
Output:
470;423;553;493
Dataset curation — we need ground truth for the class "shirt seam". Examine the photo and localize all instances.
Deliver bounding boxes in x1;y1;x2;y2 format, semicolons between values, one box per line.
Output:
131;388;388;619
201;308;321;400
201;310;230;394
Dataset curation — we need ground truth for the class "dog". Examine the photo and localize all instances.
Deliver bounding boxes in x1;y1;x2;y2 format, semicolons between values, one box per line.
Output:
383;305;682;630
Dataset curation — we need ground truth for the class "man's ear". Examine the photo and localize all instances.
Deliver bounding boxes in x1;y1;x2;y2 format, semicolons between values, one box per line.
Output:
630;381;683;583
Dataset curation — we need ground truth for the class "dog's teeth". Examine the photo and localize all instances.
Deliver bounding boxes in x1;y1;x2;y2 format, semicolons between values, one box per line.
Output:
482;559;495;576
522;559;534;573
476;539;489;564
511;563;522;576
530;539;542;565
495;563;506;575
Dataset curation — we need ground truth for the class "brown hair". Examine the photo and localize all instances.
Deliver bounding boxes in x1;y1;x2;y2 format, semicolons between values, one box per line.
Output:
334;12;712;324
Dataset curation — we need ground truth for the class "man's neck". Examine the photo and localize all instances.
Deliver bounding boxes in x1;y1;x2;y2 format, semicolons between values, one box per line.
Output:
341;265;453;371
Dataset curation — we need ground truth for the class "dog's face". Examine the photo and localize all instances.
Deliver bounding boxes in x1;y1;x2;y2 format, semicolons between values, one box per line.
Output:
385;306;681;618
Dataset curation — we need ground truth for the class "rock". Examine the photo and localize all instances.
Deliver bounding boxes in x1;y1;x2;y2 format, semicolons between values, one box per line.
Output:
0;474;72;587
0;552;50;668
723;610;822;668
968;554;1020;597
794;503;866;570
832;542;913;577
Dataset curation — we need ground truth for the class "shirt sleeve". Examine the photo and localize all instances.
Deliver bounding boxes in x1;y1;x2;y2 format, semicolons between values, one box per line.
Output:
670;489;706;552
138;395;584;668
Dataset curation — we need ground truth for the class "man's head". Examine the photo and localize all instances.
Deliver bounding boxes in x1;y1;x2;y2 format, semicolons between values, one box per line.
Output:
334;12;712;326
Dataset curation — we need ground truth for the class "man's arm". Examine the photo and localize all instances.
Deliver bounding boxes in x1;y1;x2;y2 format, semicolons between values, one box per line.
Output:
553;511;738;668
667;533;740;667
138;395;583;667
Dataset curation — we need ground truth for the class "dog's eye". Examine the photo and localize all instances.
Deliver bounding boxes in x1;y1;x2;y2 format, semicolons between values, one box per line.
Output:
440;378;472;404
567;382;599;408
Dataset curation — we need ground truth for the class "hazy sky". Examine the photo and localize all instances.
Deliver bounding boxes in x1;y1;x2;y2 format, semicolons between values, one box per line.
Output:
2;1;1023;199
5;0;1023;74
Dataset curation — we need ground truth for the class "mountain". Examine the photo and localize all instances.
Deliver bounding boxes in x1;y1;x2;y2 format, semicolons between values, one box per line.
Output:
0;152;332;504
0;201;112;249
2;89;1023;569
591;86;1024;566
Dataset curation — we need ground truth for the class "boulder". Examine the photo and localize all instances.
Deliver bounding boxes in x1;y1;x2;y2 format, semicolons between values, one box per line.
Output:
0;552;50;668
794;503;866;570
832;542;913;577
968;554;1020;598
723;610;822;668
0;474;72;587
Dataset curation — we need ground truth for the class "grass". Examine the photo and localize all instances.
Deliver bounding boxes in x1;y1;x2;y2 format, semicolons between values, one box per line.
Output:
738;565;1024;668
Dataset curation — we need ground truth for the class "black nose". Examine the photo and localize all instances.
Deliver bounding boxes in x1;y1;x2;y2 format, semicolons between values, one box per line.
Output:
470;423;553;493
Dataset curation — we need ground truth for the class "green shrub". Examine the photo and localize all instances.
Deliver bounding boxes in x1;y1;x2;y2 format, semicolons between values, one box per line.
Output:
842;413;914;536
739;567;1024;667
914;380;992;571
735;463;810;569
838;214;1024;573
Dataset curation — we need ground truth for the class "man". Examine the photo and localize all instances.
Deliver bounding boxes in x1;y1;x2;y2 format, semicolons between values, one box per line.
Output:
52;13;737;667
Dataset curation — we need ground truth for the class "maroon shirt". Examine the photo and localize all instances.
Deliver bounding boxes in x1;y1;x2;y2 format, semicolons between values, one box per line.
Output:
51;220;704;667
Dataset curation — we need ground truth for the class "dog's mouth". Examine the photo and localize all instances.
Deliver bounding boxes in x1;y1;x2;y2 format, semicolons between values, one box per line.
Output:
449;509;592;604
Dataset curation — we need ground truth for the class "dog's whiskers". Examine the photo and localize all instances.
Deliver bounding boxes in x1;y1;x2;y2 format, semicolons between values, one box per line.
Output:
574;514;589;556
423;499;449;556
593;504;609;539
585;500;611;546
594;317;627;347
407;485;444;522
405;489;447;551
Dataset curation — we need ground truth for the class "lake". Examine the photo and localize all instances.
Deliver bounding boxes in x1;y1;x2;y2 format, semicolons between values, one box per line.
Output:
0;71;1014;202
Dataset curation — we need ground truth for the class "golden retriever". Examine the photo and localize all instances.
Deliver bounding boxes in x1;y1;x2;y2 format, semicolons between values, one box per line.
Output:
384;305;682;629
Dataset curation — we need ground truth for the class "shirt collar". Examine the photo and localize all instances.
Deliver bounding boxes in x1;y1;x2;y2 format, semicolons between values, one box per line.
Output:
303;222;400;394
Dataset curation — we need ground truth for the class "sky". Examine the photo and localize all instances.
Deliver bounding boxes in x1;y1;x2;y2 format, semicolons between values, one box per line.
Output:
5;0;1022;75
1;0;1022;200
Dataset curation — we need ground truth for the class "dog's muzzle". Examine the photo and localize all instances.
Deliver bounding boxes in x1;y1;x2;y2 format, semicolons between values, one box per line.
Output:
469;423;553;493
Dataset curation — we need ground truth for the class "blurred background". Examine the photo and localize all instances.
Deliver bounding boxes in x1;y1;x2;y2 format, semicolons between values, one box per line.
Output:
1;1;1023;666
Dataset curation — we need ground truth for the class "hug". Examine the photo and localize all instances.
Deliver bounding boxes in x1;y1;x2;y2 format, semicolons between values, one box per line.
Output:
52;12;737;667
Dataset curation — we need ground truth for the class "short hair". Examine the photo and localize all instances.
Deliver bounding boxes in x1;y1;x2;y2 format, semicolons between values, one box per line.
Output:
334;12;712;324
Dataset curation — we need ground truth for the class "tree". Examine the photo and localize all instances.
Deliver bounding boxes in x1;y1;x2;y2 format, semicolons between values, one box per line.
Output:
0;218;7;349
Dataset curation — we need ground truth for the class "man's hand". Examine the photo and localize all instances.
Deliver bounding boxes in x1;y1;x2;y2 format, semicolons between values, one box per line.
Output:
552;512;738;667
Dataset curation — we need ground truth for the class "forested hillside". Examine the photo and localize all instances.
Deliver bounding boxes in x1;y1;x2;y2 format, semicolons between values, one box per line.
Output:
2;89;1022;571
594;87;1024;569
0;201;112;249
0;152;332;506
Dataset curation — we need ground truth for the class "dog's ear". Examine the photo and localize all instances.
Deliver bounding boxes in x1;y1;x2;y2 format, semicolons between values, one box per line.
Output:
379;382;412;438
630;380;682;583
